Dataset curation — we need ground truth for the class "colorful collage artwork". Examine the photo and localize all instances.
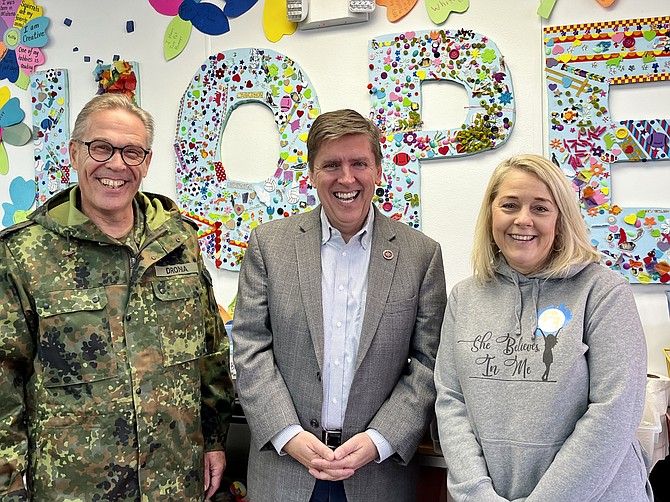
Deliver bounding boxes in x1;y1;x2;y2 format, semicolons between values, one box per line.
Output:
31;68;71;206
369;29;514;230
174;48;319;270
6;11;670;286
544;16;670;283
174;32;515;271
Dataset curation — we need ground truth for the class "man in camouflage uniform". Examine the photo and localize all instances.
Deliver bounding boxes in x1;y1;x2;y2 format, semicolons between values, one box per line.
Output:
0;94;234;501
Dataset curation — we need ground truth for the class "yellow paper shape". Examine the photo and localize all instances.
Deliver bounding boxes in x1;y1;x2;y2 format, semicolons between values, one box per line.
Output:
263;0;296;42
596;0;615;6
164;16;193;61
0;86;10;109
425;0;469;24
14;0;43;29
376;0;418;22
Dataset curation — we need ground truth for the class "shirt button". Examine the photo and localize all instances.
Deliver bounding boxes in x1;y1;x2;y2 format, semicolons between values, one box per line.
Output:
136;388;141;395
336;321;342;328
332;398;337;404
125;314;131;321
338;285;344;291
310;419;320;428
342;251;347;257
316;372;321;382
334;360;340;366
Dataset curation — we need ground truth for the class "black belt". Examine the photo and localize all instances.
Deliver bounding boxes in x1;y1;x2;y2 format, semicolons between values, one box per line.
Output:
321;429;342;449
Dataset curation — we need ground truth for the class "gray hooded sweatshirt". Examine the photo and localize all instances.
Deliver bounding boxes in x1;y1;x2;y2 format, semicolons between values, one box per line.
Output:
435;259;652;502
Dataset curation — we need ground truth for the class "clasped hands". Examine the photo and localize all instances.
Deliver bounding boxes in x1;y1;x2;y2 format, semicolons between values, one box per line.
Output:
284;431;379;481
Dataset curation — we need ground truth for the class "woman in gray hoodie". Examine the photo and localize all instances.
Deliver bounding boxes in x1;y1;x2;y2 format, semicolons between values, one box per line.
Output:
435;154;652;501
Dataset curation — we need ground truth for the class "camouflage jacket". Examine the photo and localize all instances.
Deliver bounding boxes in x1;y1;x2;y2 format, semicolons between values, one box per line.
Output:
0;187;233;501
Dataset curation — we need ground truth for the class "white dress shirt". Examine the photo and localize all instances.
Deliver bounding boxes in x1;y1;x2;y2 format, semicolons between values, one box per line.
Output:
271;206;394;462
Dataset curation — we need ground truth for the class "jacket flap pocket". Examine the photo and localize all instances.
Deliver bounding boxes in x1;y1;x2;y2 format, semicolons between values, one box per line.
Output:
35;287;108;317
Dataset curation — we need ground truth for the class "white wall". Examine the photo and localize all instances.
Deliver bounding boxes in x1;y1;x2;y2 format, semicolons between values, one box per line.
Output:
3;0;670;374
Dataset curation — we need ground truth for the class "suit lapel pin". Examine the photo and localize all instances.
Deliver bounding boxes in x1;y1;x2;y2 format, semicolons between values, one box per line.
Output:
383;249;394;260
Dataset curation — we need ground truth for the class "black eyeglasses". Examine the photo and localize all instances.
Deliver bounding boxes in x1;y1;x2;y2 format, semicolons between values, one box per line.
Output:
75;139;150;166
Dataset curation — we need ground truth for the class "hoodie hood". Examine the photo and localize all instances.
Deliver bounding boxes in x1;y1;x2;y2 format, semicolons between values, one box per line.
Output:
29;186;181;244
493;256;590;339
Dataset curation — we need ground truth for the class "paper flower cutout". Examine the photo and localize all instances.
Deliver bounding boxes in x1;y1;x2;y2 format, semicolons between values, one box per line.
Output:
0;0;49;89
0;86;32;175
149;0;258;61
2;176;36;227
94;61;139;103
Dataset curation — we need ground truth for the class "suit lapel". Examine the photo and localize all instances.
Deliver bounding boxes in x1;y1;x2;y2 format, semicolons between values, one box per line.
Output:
296;208;325;370
355;210;398;371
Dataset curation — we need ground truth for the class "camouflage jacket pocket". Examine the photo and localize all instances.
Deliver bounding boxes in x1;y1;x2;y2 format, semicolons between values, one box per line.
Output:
34;287;117;387
152;276;206;366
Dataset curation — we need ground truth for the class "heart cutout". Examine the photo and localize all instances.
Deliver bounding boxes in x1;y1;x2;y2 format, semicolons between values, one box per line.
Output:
623;214;637;225
611;32;624;44
643;30;657;41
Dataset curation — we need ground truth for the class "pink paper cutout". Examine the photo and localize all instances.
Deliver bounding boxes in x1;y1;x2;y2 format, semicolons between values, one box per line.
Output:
149;0;182;16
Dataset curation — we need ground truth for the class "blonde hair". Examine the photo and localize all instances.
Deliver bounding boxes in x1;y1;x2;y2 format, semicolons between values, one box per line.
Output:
71;93;155;148
307;109;382;170
472;154;599;282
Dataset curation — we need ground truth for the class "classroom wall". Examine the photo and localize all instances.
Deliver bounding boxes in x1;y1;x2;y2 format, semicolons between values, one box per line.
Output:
3;0;670;374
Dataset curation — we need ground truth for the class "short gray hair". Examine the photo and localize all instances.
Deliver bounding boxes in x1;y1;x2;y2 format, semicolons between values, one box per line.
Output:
71;93;155;148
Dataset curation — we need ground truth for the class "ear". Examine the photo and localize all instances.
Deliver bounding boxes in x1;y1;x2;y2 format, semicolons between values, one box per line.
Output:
374;162;382;184
140;150;152;178
68;139;80;171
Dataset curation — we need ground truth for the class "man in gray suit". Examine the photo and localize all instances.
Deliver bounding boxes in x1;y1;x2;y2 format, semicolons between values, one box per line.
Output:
232;109;447;502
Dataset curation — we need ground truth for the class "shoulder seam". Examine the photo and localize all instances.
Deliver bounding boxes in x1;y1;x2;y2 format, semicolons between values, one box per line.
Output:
0;219;35;240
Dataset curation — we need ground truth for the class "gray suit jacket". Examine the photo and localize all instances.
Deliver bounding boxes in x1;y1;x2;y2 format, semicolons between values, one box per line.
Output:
232;207;447;501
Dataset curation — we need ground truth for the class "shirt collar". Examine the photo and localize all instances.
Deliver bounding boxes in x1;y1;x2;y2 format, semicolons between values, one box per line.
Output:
320;205;374;249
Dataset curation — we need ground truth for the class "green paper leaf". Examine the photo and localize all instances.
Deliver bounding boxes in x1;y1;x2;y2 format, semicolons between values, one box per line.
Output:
13;210;28;224
15;71;30;90
164;16;192;61
0;141;8;175
537;0;557;19
425;0;469;24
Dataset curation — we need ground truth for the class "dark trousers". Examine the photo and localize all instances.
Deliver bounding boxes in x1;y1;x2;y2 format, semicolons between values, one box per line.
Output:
309;480;348;502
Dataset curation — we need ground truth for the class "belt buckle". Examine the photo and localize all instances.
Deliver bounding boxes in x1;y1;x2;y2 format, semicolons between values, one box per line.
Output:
322;429;342;449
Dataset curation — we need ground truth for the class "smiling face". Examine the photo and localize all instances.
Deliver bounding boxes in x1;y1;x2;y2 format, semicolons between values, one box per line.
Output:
69;108;152;237
310;134;382;242
491;169;558;276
